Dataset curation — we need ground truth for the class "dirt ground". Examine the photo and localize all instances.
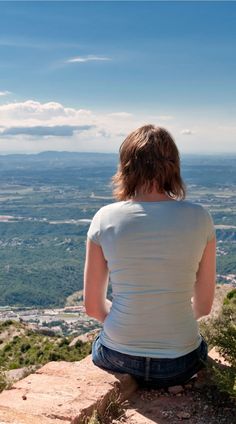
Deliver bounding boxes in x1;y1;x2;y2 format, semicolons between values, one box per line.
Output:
116;371;235;424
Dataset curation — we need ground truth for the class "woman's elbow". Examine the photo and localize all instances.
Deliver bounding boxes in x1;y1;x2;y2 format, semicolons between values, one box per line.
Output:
192;299;213;319
85;307;95;318
83;299;94;317
201;302;214;318
83;298;100;319
201;305;212;317
84;303;104;322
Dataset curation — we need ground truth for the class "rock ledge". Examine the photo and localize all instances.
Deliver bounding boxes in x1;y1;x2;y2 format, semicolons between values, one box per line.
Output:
0;355;137;424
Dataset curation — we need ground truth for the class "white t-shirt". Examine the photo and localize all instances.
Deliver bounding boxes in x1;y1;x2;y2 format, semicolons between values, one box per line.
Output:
87;200;215;358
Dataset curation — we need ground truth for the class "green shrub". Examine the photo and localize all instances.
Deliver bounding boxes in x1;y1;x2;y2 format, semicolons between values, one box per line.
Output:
212;291;236;368
58;338;69;347
0;319;92;371
0;372;8;392
85;393;128;424
20;343;31;353
3;344;11;352
48;351;63;361
226;289;236;301
1;320;13;327
200;289;236;396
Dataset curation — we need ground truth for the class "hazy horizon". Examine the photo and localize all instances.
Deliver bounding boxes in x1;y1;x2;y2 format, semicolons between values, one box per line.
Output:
0;150;236;158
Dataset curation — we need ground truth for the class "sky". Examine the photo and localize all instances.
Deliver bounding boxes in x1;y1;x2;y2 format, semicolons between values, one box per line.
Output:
0;1;236;154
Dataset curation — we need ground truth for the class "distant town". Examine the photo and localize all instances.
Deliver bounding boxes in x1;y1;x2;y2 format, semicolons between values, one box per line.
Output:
0;305;101;336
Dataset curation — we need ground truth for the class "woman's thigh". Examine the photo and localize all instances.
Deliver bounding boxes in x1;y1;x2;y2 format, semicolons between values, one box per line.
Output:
92;335;208;388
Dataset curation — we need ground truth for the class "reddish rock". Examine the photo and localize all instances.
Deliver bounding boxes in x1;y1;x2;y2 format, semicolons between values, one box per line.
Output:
168;385;184;395
176;411;191;419
69;328;100;346
0;405;69;424
0;355;137;423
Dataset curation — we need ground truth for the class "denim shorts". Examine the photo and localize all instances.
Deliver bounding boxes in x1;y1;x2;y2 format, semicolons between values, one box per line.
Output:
92;334;208;388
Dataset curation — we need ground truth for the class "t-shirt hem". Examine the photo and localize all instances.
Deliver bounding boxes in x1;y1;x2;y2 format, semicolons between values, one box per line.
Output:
99;332;202;359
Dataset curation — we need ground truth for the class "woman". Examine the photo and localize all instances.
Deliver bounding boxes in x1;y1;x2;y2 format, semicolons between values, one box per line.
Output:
83;125;216;388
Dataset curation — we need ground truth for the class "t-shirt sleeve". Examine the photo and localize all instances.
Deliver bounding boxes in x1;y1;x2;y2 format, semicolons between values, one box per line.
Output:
204;208;216;242
87;209;102;245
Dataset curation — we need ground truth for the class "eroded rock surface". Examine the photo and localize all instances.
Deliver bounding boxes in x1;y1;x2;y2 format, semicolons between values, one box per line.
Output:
0;355;137;423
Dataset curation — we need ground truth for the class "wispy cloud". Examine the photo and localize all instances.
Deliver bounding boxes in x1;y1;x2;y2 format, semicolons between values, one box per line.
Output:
0;91;11;97
156;115;174;121
108;112;133;118
181;129;194;135
0;125;94;137
66;55;111;64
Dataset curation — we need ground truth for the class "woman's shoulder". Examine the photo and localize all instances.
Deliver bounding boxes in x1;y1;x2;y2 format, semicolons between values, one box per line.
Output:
179;200;205;211
178;200;213;219
95;200;212;220
93;201;126;217
182;200;212;213
181;201;214;232
98;200;207;211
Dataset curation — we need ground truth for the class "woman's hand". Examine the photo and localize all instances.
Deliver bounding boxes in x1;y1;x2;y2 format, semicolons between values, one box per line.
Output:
83;238;112;322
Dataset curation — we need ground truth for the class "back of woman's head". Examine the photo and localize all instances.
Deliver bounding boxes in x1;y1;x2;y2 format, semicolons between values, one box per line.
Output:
112;124;186;200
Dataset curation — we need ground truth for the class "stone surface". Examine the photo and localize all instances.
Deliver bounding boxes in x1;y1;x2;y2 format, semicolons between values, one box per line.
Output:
208;347;231;366
0;347;232;424
168;385;184;395
124;409;163;424
0;406;69;424
0;355;138;423
69;328;100;346
4;365;39;384
176;411;191;419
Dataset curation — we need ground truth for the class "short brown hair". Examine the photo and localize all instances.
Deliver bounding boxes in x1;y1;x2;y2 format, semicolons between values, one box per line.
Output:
112;124;186;201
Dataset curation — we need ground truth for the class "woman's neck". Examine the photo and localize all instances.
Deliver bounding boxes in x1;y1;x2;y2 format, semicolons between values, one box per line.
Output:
132;188;175;202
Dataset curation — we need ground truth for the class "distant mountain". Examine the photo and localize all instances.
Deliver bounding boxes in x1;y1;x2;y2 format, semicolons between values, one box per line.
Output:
0;151;118;170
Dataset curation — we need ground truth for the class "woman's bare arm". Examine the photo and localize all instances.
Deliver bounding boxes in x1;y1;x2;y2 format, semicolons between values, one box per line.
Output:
192;237;216;320
83;238;112;322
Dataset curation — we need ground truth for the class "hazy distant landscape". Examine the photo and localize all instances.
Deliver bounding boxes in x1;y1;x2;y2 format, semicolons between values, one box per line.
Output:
0;152;235;309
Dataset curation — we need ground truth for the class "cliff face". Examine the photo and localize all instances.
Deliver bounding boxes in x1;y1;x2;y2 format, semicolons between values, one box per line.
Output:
0;355;137;423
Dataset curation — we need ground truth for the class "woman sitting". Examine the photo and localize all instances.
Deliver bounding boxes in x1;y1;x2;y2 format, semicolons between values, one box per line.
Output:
83;124;216;388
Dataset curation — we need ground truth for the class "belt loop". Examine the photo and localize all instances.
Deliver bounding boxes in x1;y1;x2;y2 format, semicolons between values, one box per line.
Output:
145;357;151;381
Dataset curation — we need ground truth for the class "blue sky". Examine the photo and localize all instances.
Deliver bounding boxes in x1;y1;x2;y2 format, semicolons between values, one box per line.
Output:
0;1;236;154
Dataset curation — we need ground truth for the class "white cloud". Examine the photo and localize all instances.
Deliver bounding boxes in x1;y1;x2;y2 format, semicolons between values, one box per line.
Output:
218;125;236;131
0;99;136;154
108;112;133;118
153;115;174;122
0;100;93;124
66;55;111;63
0;91;11;96
181;129;194;135
0;99;235;154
